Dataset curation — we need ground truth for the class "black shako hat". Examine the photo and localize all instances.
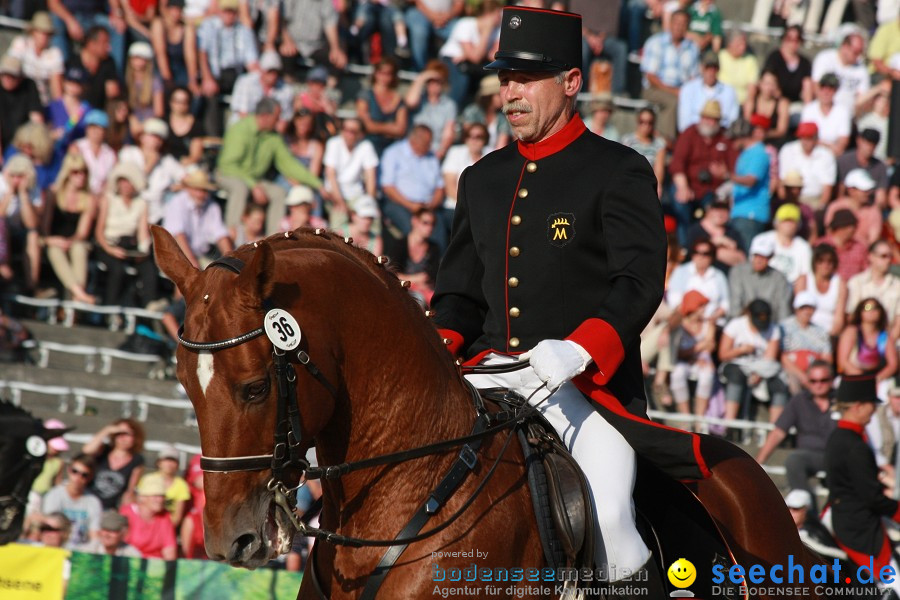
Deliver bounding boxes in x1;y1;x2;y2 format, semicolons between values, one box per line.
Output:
485;6;582;72
837;374;882;404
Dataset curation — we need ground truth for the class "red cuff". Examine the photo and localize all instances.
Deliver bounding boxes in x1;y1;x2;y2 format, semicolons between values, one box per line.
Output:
891;502;900;523
566;318;624;386
438;328;464;356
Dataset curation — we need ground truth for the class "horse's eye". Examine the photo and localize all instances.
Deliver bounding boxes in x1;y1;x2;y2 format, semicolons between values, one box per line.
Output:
245;380;269;402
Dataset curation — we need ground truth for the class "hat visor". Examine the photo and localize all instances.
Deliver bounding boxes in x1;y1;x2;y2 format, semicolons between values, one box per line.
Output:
484;57;565;72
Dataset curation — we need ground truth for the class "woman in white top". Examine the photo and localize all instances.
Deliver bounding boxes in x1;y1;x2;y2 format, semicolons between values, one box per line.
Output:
795;242;846;337
8;12;64;105
437;0;502;108
441;122;489;210
117;118;185;225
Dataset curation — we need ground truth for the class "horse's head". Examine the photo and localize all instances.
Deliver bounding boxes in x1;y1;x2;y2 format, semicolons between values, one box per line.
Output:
0;403;71;544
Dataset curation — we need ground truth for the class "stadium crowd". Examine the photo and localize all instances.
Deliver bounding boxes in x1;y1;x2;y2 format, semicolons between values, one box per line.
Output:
4;0;900;569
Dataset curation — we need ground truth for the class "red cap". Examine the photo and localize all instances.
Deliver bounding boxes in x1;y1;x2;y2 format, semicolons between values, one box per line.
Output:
680;290;710;316
796;122;818;138
750;113;771;130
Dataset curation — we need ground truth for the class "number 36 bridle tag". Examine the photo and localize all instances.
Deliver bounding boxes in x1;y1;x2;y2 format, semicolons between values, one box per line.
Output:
264;309;302;351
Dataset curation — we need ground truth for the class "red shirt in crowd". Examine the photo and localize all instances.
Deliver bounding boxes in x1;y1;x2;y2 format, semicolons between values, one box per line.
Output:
669;124;738;200
815;235;868;281
120;503;177;559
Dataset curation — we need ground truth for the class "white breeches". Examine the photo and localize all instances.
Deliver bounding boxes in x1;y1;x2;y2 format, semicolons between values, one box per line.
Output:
464;354;650;579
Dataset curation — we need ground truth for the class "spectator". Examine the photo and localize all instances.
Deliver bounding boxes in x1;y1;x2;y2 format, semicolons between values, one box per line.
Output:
384;207;441;306
459;74;511;152
48;0;126;76
286;109;325;182
437;0;503;107
216;98;324;236
666;238;729;323
349;0;410;62
41;153;95;304
442;122;489;213
120;0;156;43
8;12;65;105
669;100;737;243
105;98;132;153
684;199;745;269
835;129;889;207
28;418;69;513
0;55;44;155
323;116;379;224
295;66;340;123
46;66;91;150
165;86;204;165
123;41;164;136
686;0;723;53
787;489;836;550
621;108;666;198
404;60;458;160
341;195;383;255
405;0;464;73
74;109;117;196
777;122;836;211
282;184;321;232
120;476;177;560
150;0;191;88
857;90;890;162
583;95;620;142
866;383;900;474
846;240;900;330
677;51;739;134
36;512;72;549
118;118;185;225
795;243;846;336
0;156;41;292
180;455;206;559
229;50;294;129
81;510;141;557
801;73;851;156
42;454;102;550
837;297;897;382
780;292;833;392
729;116;772;247
356;57;409;157
669;290;717;425
761;25;813;107
163;169;232;268
230;203;266;247
140;445;190;530
196;0;259;136
826;170;882;246
728;235;793;322
811;28;870;115
754;203;811;285
640;9;699;140
719;299;789;423
380;124;445;249
743;70;790;143
622;0;665;52
717;30;758;105
868;11;900;79
277;0;346;74
65;25;121;112
570;0;627;95
84;419;146;510
816;209;868;281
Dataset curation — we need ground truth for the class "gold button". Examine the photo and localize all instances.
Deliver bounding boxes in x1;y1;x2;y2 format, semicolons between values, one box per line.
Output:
508;277;519;288
509;337;520;348
509;307;520;318
517;188;528;199
511;215;522;226
509;246;520;257
526;162;537;173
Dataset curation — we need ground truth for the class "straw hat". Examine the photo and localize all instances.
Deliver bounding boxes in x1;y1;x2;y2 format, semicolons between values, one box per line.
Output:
181;169;217;191
110;161;147;193
28;12;55;34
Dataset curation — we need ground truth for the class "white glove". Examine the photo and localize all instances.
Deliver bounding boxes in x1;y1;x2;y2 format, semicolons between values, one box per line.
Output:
519;339;592;392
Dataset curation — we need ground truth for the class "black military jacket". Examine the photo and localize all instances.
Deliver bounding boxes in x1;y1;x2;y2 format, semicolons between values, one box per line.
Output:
825;420;899;568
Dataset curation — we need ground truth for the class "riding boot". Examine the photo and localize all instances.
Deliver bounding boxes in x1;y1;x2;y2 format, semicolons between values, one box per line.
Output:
603;557;667;600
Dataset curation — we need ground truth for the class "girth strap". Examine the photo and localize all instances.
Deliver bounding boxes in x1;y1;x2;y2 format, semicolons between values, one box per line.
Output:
358;416;489;599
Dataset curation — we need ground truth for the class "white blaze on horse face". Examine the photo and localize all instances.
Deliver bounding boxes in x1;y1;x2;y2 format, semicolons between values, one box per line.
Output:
197;351;215;396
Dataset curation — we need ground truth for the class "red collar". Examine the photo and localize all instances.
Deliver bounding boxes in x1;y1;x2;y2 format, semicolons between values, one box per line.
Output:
517;115;586;161
837;419;866;436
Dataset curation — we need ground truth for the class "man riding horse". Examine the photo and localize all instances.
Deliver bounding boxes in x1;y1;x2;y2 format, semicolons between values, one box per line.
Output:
432;6;710;595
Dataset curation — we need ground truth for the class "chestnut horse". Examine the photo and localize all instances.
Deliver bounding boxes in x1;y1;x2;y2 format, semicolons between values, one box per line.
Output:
152;225;826;599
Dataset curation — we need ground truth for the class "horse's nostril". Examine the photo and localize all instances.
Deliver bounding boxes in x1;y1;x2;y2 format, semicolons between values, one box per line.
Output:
228;532;260;563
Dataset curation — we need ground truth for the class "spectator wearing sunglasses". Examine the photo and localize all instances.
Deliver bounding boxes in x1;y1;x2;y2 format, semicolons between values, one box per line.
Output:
41;454;102;550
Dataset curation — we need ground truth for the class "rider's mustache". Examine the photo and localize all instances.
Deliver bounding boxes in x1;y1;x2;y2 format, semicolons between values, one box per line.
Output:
502;102;533;115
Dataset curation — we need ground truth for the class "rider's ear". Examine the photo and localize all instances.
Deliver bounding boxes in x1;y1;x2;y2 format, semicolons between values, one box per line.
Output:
236;241;276;307
151;224;199;296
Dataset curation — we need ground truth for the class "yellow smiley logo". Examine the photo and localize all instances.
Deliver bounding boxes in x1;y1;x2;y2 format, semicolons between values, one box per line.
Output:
667;558;697;589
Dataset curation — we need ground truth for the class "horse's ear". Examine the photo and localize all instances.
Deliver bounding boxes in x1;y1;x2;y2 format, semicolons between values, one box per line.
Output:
151;225;199;296
236;241;276;305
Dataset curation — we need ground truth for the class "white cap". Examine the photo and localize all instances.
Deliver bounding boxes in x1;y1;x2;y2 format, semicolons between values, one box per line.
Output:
352;195;379;219
142;118;169;140
259;50;282;72
128;41;153;60
286;185;314;206
793;291;818;309
844;168;876;192
785;489;812;509
749;234;775;257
